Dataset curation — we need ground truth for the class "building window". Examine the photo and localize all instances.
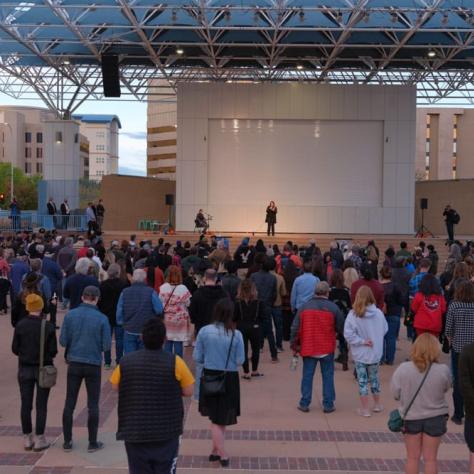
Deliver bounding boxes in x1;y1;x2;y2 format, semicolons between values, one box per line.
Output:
24;162;31;174
36;147;43;159
36;132;43;143
96;131;105;138
25;147;31;158
74;133;79;143
36;162;42;174
96;170;104;176
25;132;31;143
96;157;105;164
425;114;431;180
96;144;105;151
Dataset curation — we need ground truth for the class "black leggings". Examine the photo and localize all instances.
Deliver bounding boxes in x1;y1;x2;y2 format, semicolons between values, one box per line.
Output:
267;223;275;236
239;325;261;373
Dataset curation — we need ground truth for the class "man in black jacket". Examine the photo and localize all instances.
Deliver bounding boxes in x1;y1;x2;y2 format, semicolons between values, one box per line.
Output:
443;204;459;243
459;342;474;471
98;263;129;369
110;318;194;474
189;269;227;335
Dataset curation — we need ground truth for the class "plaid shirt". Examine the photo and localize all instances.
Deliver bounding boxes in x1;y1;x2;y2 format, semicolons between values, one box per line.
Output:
445;301;474;353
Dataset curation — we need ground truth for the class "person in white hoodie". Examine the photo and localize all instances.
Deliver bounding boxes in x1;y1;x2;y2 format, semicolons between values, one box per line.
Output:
344;285;388;417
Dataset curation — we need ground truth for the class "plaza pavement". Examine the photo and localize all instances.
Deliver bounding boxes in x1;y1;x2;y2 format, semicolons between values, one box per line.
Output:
0;308;467;474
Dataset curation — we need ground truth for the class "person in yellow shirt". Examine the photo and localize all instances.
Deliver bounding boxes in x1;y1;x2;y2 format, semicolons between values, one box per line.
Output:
110;318;194;474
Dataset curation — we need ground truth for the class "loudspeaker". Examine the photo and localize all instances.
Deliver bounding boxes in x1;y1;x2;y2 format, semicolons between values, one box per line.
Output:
101;55;121;97
420;198;428;210
165;194;174;206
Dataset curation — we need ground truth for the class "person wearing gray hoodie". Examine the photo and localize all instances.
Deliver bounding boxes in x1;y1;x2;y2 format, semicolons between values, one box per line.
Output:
344;285;388;417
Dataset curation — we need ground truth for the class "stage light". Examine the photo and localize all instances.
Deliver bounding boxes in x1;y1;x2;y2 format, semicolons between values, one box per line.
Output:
55;131;62;144
171;9;177;22
63;59;70;65
441;12;449;25
296;64;304;70
336;10;343;23
427;50;436;58
224;9;231;21
299;9;305;22
176;47;184;55
363;11;370;23
391;12;397;23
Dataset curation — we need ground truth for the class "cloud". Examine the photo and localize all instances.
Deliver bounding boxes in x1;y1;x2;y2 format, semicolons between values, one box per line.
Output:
121;131;147;140
119;165;146;177
119;133;146;175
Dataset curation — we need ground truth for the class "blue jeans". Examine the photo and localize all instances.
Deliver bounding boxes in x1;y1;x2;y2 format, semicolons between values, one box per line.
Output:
124;332;144;354
164;340;183;358
271;306;283;348
300;354;335;410
383;316;400;364
104;326;124;365
452;351;464;419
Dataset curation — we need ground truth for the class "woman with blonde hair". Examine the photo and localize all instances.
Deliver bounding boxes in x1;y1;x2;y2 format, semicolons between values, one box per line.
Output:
344;286;388;417
343;266;359;291
234;279;264;379
159;265;192;357
391;333;450;474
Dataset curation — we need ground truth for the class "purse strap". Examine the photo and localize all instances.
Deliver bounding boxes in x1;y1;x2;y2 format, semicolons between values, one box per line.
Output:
163;285;177;314
224;331;235;370
39;318;46;370
403;363;432;418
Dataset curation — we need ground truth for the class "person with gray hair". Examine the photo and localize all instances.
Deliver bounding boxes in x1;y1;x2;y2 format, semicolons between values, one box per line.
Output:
290;280;345;414
63;258;99;310
23;258;52;303
98;263;129;369
116;268;163;354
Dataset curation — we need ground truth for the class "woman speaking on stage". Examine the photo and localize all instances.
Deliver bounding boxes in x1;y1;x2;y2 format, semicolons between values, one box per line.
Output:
265;201;277;236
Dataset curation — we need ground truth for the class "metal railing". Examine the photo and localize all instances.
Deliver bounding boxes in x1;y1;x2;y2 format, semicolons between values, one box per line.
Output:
0;211;87;232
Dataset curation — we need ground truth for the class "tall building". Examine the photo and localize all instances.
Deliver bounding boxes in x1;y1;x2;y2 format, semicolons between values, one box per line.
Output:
416;108;474;181
147;80;176;179
0;106;56;176
73;114;121;181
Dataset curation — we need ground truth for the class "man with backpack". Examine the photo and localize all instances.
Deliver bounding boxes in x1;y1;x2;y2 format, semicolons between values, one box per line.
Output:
443;204;460;243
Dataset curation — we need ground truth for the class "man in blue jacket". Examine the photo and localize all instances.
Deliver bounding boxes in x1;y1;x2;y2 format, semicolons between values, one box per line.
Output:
116;269;163;354
60;286;111;453
39;247;63;328
63;258;99;309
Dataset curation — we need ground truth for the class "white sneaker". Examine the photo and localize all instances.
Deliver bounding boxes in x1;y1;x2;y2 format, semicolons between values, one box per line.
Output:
23;434;34;451
372;405;384;413
33;434;50;452
357;408;371;417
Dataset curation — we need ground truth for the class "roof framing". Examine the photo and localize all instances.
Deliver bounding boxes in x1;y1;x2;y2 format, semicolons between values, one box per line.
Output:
0;0;473;114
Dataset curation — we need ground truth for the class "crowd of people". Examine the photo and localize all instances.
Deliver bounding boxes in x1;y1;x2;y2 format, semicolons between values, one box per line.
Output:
5;229;474;473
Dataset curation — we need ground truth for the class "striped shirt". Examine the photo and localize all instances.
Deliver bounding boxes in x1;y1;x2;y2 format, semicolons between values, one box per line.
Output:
445;301;474;353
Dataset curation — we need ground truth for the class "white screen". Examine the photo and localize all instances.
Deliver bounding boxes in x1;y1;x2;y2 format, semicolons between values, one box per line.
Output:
208;119;383;208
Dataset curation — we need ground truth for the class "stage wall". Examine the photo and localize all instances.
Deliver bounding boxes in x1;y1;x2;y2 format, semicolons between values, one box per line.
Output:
176;83;416;234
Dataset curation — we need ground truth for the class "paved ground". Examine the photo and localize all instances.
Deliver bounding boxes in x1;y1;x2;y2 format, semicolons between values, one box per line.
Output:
0;308;467;473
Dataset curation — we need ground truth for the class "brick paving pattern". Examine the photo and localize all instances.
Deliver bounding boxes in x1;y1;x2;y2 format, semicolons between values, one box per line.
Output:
178;455;469;472
182;428;465;444
0;452;42;465
0;426;62;437
75;379;117;427
30;468;73;474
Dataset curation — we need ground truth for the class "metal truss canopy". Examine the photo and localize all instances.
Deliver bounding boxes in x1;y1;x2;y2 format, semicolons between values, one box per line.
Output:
1;0;474;114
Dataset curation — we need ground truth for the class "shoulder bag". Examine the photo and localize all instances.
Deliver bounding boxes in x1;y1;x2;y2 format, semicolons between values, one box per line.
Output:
163;285;177;315
200;331;235;397
38;319;58;389
388;364;432;432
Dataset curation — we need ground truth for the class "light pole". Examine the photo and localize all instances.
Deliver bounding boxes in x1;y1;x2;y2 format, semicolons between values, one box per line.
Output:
0;122;13;202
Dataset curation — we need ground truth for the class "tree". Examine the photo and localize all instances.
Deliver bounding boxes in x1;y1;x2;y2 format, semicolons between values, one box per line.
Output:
0;163;40;210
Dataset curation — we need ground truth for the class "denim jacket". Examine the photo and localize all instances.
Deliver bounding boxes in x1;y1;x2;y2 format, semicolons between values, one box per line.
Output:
193;323;244;372
59;303;111;366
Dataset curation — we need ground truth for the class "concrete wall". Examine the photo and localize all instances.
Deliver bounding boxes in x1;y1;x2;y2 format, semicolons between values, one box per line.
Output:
176;83;416;234
100;174;175;230
415;179;474;236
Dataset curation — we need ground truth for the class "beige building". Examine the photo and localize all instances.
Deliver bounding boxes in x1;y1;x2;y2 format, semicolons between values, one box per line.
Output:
0;106;57;176
147;80;176;179
416;107;474;181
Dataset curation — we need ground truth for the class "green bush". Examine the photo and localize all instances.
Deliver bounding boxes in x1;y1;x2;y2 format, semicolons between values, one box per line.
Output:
0;163;40;210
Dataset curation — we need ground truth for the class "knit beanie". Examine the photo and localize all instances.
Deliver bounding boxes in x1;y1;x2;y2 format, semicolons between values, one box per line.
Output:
25;294;44;313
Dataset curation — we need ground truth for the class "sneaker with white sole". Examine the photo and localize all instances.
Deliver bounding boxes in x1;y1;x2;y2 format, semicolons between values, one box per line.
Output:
33;435;50;452
23;434;34;451
357;408;371;417
372;405;384;413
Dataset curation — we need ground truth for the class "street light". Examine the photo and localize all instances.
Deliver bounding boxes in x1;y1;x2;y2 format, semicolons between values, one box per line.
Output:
0;122;14;202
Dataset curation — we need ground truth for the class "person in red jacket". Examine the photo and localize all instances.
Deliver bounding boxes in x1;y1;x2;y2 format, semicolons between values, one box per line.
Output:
411;274;446;338
290;281;344;414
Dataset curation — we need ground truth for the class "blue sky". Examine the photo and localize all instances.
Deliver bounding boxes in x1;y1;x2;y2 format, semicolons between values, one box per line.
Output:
0;92;147;176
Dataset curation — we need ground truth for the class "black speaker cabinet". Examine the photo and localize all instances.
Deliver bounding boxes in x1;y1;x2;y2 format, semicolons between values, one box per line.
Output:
420;198;428;210
101;55;121;97
165;194;175;206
